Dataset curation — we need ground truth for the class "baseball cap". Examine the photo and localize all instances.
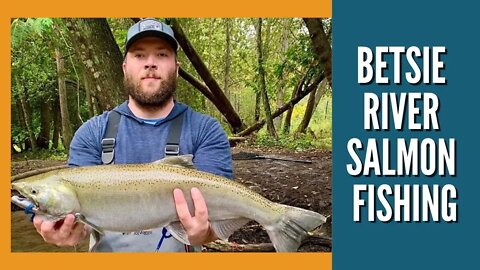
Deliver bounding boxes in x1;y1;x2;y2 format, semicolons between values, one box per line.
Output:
124;18;178;55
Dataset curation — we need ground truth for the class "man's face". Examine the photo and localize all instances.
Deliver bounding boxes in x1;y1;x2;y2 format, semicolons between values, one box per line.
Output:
122;36;179;108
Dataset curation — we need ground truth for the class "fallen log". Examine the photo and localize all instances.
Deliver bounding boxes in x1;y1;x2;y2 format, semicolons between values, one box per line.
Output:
232;152;312;164
205;240;275;252
228;136;247;147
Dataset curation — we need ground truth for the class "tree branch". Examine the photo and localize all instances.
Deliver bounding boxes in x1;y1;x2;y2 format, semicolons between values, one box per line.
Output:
303;18;332;86
170;18;244;133
178;67;218;104
236;72;325;137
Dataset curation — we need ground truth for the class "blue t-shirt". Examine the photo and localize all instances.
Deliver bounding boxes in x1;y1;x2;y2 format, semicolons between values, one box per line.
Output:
68;101;233;252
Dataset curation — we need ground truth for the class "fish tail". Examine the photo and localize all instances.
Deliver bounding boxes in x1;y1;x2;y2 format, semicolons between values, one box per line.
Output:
265;204;327;252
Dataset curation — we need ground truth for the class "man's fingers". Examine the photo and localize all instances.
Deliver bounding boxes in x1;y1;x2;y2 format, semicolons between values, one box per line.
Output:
40;219;55;234
57;214;76;239
72;222;85;236
173;187;215;245
68;223;86;244
33;216;44;234
191;187;208;219
173;188;193;228
33;214;86;246
39;220;56;243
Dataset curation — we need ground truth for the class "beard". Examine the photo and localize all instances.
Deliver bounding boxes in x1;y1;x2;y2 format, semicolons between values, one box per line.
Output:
124;69;177;109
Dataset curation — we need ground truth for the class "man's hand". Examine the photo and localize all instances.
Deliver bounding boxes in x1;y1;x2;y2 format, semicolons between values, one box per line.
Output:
33;214;90;246
173;187;218;245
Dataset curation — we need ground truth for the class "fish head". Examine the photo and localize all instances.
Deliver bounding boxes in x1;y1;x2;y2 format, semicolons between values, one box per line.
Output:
12;178;80;218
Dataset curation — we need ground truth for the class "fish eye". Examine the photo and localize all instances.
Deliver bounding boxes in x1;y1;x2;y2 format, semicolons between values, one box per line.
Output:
31;188;38;195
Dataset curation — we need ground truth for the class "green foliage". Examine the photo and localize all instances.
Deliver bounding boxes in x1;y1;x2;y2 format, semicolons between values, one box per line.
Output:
11;18;88;152
107;18;132;55
292;91;332;131
254;132;330;151
11;18;333;156
31;18;53;36
254;93;332;150
11;125;29;148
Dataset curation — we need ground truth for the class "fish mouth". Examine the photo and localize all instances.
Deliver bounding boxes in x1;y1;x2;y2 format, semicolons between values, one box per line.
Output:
11;184;39;209
11;195;39;211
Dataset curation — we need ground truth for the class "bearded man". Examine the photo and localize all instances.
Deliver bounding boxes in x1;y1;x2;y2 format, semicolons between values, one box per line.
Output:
32;18;232;252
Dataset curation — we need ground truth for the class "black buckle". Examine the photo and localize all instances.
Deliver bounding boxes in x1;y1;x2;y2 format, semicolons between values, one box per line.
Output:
165;144;180;156
101;138;116;151
101;138;116;164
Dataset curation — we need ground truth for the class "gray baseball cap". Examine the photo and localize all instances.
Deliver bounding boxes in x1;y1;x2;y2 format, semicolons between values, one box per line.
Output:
124;18;178;55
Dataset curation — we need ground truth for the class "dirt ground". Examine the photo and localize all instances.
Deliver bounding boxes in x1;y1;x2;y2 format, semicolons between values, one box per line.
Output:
10;146;332;252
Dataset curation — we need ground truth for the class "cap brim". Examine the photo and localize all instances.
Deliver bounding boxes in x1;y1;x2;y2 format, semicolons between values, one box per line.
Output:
125;30;178;54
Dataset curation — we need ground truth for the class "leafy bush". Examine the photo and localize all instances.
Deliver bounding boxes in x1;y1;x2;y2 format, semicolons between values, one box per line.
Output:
254;132;331;150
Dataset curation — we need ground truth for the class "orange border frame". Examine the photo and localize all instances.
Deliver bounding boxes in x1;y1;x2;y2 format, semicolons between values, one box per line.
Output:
1;1;332;269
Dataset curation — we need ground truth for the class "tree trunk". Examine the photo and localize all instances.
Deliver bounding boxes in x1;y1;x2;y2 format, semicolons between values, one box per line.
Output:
16;78;37;151
170;18;243;133
62;18;126;111
296;77;330;134
52;96;61;149
303;18;332;86
223;18;232;98
15;98;30;151
274;19;291;131
255;18;277;139
254;90;261;122
55;47;73;152
204;18;217;116
283;73;307;135
75;76;84;125
20;96;37;151
83;74;95;118
313;79;329;113
295;87;318;134
36;96;51;149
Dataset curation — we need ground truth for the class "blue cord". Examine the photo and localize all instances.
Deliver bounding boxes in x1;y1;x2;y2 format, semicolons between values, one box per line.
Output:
156;227;172;251
24;204;36;223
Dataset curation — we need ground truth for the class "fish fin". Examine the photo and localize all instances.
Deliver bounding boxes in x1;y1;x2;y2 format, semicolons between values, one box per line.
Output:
153;155;195;169
74;213;104;236
210;218;251;240
74;213;104;252
90;229;103;252
166;222;191;245
265;205;327;252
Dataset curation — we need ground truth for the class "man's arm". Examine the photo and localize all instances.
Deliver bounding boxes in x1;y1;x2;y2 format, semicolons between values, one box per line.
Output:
192;117;233;179
68;113;107;166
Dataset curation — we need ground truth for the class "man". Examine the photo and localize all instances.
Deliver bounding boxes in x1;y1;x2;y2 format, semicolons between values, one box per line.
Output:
32;18;232;252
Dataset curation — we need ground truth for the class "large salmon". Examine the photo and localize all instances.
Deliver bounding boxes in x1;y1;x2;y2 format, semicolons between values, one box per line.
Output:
11;155;326;252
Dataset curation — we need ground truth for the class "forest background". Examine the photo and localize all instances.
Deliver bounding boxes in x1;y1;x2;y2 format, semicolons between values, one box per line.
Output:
10;18;332;159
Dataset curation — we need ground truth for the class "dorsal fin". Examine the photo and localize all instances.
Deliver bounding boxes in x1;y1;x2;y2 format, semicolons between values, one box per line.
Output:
152;154;195;169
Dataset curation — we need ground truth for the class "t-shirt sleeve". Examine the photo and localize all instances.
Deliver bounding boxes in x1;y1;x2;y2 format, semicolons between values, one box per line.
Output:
68;113;107;167
192;118;233;179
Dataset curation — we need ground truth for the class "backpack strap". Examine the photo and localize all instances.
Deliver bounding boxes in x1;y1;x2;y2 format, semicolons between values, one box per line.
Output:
101;110;121;165
164;112;185;156
102;110;185;163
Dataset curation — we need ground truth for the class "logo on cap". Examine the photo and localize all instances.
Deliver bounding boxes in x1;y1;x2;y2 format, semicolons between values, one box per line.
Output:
140;20;163;32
